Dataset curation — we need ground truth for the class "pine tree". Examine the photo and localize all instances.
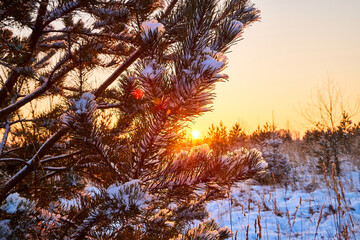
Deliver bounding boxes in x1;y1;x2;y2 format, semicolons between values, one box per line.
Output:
257;133;290;185
304;112;356;176
0;0;265;238
207;121;229;155
228;122;247;149
250;124;290;185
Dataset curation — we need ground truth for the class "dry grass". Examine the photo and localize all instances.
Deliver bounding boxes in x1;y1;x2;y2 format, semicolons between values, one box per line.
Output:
216;137;360;239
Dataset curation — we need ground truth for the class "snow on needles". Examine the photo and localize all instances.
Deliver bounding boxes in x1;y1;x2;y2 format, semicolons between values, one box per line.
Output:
141;60;165;79
1;193;32;214
141;20;165;38
74;92;96;114
200;48;228;74
106;179;150;210
61;92;96;124
230;20;243;35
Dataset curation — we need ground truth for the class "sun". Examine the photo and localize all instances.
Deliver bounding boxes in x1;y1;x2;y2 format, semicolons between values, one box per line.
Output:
191;130;201;140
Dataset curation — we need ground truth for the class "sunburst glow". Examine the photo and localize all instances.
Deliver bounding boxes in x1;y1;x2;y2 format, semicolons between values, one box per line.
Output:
191;130;201;140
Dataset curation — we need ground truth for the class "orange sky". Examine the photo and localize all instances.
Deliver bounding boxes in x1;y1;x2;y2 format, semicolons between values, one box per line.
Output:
192;0;360;136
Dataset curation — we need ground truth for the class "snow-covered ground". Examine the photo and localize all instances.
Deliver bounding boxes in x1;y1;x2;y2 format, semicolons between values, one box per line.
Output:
208;171;360;239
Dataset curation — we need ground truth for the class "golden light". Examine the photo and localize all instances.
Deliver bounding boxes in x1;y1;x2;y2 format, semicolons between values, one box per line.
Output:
191;130;201;140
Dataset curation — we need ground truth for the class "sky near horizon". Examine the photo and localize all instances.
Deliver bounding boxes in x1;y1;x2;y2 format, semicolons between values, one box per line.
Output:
192;0;360;136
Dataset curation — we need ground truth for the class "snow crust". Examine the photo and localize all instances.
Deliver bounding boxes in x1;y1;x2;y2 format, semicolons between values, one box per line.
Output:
0;219;10;238
201;57;225;71
257;159;268;169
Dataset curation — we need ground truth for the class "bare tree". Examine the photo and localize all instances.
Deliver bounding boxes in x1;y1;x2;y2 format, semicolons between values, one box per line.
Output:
301;78;359;175
301;78;359;130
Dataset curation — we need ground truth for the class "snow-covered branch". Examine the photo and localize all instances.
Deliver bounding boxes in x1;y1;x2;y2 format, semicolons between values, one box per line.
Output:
0;0;262;238
153;145;267;190
45;1;82;24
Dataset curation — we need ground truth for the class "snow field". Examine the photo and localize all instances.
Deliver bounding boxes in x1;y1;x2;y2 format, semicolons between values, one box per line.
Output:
208;171;360;239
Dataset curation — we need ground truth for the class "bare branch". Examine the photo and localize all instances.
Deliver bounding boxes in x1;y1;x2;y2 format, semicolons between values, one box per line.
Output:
40;151;81;164
96;103;122;109
43;166;67;171
300;79;357;130
1;146;24;156
0;95;17;155
0;118;10;155
0;119;36;128
0;158;29;165
61;86;79;92
94;48;142;98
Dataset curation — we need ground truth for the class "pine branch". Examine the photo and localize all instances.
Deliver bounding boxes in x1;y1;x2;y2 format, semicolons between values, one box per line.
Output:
162;0;179;19
43;29;137;44
0;0;49;102
0;61;13;70
0;43;142;201
0;2;262;237
0;54;74;119
44;0;82;25
94;0;181;98
70;206;101;240
0;127;67;203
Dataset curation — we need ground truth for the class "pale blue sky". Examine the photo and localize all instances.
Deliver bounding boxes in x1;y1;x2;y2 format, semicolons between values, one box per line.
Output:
193;0;360;136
